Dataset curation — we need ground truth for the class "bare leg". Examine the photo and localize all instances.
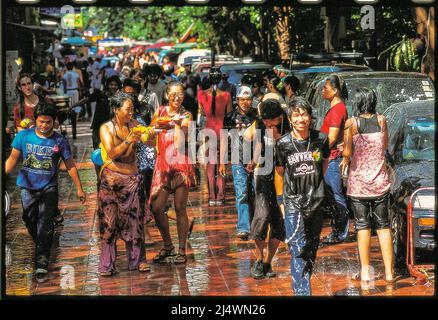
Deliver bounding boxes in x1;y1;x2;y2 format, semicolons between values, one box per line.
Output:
254;239;265;261
265;237;280;264
357;229;372;281
376;228;394;281
151;188;173;249
174;185;189;255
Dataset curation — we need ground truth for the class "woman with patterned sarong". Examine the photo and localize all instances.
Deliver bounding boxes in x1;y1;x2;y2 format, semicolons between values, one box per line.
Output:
98;92;155;276
149;81;195;264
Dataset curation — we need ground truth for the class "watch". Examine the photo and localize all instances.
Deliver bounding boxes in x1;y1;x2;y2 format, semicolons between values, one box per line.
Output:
124;140;130;145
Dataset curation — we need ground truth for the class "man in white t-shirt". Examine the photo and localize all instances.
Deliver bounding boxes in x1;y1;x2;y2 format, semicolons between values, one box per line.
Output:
63;62;81;105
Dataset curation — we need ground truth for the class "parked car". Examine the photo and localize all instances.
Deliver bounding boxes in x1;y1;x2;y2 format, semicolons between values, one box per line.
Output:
220;63;273;86
304;71;435;130
192;55;241;79
383;100;435;274
177;49;211;67
274;63;372;95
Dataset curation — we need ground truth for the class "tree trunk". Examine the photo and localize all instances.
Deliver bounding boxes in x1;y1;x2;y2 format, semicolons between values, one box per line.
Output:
414;7;435;80
273;6;293;64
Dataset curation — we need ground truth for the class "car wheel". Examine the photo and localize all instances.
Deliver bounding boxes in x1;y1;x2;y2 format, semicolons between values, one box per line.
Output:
390;208;406;271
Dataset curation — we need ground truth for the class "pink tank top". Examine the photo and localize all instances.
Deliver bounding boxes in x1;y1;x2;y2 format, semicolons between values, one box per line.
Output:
346;118;391;198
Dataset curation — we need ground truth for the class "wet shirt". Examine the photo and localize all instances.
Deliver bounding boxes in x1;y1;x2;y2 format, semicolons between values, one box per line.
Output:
223;109;258;164
275;130;329;212
320;101;347;159
12;128;72;190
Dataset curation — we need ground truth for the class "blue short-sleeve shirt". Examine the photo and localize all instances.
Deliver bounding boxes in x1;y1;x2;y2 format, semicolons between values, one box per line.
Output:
12;128;72;190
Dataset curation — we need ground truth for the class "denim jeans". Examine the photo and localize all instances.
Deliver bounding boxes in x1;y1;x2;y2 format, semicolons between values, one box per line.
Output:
231;164;254;233
324;157;349;240
21;186;59;269
284;207;323;296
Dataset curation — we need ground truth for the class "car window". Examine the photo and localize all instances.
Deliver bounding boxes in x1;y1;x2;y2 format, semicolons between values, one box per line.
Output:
401;119;435;162
345;78;434;114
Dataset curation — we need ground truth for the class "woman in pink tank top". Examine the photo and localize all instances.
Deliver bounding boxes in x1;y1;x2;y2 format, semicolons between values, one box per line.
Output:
340;87;395;285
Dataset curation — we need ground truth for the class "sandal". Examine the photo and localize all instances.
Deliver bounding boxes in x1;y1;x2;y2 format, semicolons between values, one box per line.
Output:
172;253;187;264
138;262;151;272
152;247;176;263
99;271;114;277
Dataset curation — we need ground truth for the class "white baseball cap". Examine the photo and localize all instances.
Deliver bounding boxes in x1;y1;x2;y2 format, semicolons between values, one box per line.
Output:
236;86;253;98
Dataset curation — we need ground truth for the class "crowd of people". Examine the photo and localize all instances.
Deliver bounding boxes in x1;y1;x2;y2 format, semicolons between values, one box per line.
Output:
6;51;397;295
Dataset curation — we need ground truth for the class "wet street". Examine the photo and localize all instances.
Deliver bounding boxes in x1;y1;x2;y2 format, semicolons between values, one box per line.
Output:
5;121;435;297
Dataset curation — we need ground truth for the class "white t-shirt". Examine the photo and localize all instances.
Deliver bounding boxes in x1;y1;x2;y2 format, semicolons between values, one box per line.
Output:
63;71;80;90
89;61;102;90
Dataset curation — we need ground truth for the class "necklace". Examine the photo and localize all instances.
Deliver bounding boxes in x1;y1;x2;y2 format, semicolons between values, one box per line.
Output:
291;131;311;153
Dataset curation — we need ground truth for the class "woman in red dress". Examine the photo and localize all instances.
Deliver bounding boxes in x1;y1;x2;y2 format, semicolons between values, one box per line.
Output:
197;67;232;206
149;81;195;264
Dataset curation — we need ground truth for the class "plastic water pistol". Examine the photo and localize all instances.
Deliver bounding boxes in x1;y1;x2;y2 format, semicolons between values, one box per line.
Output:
20;118;34;129
132;125;155;143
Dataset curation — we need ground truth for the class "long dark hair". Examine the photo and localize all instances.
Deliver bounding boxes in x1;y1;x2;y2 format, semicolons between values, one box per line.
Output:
325;74;348;101
16;73;33;119
352;87;377;116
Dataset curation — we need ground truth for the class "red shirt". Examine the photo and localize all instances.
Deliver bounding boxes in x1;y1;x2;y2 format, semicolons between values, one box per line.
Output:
198;89;231;135
13;102;36;129
320;101;347;160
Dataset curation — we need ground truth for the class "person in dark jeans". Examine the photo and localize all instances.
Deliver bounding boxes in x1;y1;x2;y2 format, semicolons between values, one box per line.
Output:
319;75;350;244
5;102;86;281
220;86;258;240
275;97;329;295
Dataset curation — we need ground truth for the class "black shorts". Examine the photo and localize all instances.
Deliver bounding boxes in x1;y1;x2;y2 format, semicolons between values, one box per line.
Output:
349;193;390;231
250;173;285;241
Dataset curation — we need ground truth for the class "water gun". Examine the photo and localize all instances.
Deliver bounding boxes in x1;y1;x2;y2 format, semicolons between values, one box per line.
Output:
20;118;34;129
132;125;156;143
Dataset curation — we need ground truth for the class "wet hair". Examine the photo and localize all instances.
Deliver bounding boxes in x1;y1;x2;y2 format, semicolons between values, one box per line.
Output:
16;73;34;119
66;62;74;71
34;101;57;121
104;75;122;90
200;76;211;90
267;74;285;94
260;99;284;120
147;64;162;76
166;81;185;95
352;87;377;116
282;75;300;93
262;70;276;79
109;92;133;119
287;96;313;119
252;75;264;88
325;74;348;100
123;78;141;93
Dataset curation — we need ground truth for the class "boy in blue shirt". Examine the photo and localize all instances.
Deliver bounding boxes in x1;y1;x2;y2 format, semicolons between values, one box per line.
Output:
5;102;86;281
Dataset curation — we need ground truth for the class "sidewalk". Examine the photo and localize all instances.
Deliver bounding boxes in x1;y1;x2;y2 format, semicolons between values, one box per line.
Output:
4;121;434;296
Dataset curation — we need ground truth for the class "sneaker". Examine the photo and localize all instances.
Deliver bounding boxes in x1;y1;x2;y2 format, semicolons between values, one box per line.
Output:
321;232;342;244
236;231;249;240
208;200;216;207
263;263;276;278
215;200;225;206
251;260;265;279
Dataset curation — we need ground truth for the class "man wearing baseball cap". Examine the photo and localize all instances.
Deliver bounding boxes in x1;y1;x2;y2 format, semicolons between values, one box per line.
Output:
220;86;258;240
